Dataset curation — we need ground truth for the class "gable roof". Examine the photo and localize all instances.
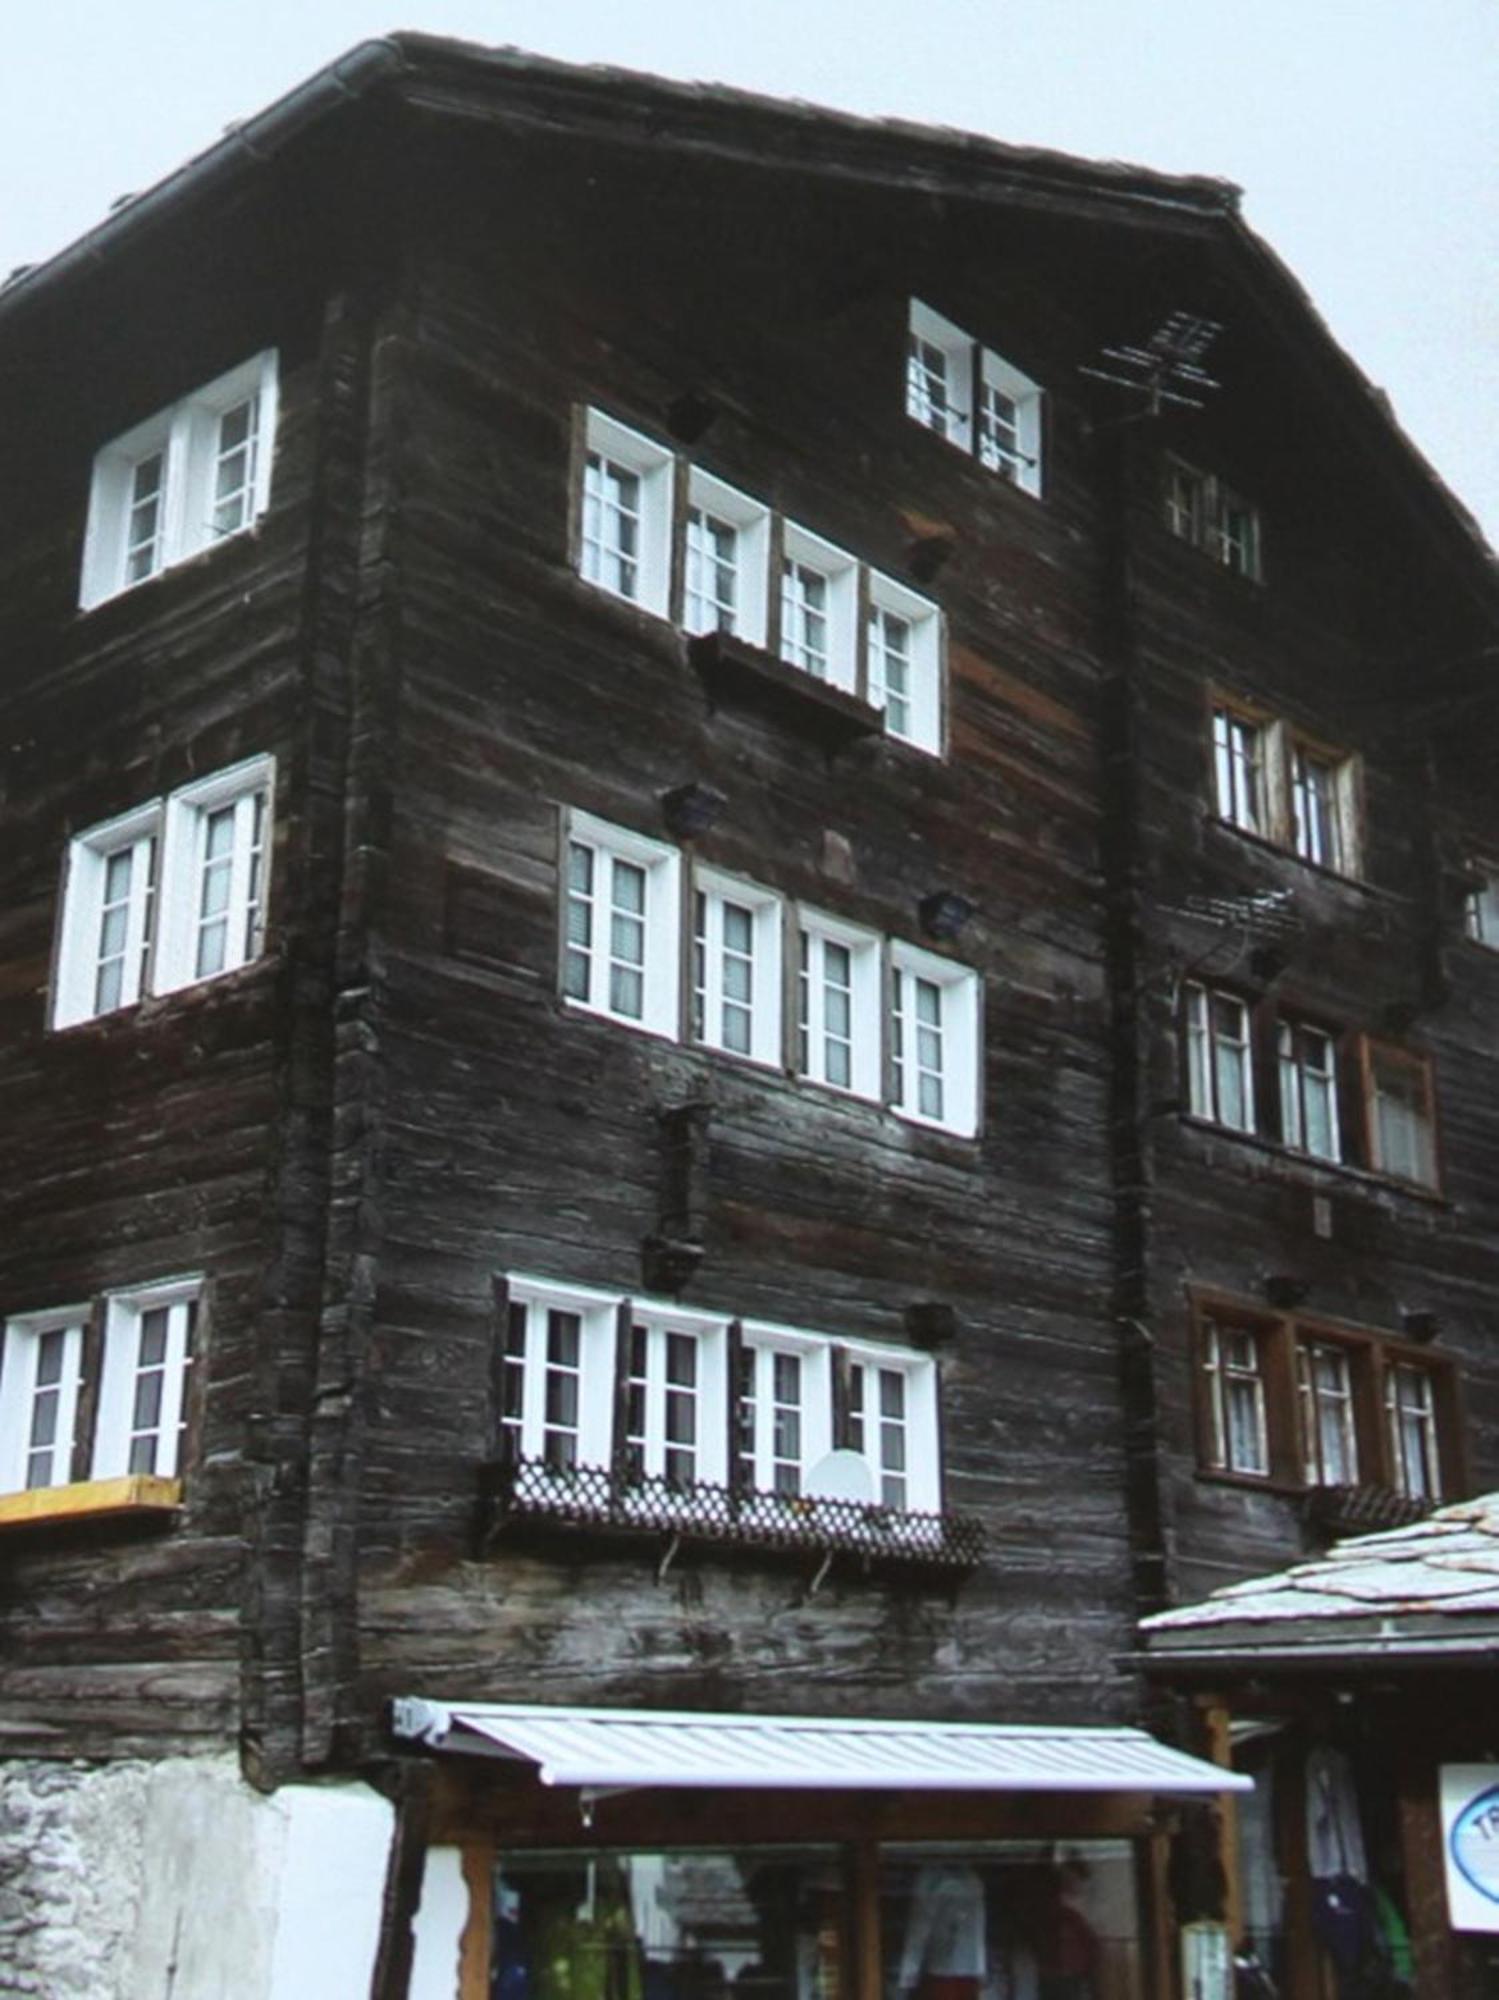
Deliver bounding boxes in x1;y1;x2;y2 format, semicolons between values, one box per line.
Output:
1139;1494;1499;1669
2;34;1494;603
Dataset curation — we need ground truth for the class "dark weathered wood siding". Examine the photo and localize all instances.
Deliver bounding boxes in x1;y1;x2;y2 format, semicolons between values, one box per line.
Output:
347;112;1134;1738
1;51;1495;1782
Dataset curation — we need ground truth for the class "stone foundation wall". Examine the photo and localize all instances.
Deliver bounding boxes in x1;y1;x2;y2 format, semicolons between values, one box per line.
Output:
0;1755;393;1999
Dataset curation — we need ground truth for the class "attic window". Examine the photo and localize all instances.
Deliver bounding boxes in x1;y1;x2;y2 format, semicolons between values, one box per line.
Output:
80;352;278;609
1164;456;1262;580
906;302;1043;497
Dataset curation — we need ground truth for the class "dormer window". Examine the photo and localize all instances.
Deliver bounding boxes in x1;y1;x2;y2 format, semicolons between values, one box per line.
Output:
906;302;1043;497
80;353;278;608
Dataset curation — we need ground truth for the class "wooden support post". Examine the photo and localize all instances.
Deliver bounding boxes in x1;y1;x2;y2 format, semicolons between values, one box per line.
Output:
458;1841;495;2000
1196;1696;1244;1948
850;1837;882;2000
1397;1751;1455;1999
369;1762;435;2000
1144;1823;1178;2000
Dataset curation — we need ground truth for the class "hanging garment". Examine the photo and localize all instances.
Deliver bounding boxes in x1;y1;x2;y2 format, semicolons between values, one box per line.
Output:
1305;1748;1369;1884
898;1865;988;1990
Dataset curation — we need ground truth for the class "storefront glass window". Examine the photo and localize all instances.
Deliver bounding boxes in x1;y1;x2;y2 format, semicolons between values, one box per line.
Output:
492;1848;847;2000
881;1842;1144;2000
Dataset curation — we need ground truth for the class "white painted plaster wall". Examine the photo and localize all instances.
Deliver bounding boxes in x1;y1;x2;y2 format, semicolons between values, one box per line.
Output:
409;1847;468;2000
267;1783;395;1999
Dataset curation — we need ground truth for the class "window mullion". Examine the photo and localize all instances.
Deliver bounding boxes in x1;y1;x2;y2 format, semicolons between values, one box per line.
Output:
725;1320;747;1495
519;1303;550;1461
71;1303;107;1481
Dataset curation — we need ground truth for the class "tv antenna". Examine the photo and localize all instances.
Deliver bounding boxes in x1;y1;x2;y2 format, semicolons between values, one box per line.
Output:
1080;311;1223;418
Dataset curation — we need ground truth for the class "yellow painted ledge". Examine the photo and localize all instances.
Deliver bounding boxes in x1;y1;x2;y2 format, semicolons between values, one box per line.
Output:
0;1475;182;1527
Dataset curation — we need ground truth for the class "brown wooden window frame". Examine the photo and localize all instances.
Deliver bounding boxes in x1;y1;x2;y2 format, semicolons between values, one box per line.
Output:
1191;1292;1461;1504
1358;1037;1441;1192
1206;689;1362;878
1165;456;1262;581
1463;860;1499;948
1178;997;1438;1192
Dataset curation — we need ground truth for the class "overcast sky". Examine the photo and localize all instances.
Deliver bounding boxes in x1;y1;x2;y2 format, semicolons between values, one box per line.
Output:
6;1;1496;546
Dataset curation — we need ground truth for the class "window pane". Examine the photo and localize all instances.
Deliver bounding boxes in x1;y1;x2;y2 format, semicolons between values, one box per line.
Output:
581;453;641;598
882;1843;1144;1997
781;562;829;677
494;1849;848;2000
211;394;260;538
684;508;738;635
869;605;912;738
1298;1343;1358;1486
908;334;953;435
1203;1320;1268;1476
125;451;166;582
1387;1364;1441;1501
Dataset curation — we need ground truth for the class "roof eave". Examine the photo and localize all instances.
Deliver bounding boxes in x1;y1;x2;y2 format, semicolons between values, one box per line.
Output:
0;37;409;328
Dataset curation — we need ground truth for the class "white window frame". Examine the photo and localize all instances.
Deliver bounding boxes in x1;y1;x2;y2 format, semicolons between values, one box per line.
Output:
682;469;771;646
623;1304;731;1490
562;810;682;1040
906;301;974;451
153;756;274;997
691;867;783;1068
888;942;981;1138
1184;982;1256;1134
500;1277;618;1475
736;1326;831;1500
52;757;274;1030
842;1337;939;1512
779;522;859;692
92;1278;199;1481
796;908;883;1100
52;801;160;1028
866;572;943;755
907;301;1044;497
80;352;278;609
578;409;674;618
978;349;1044;497
0;1309;89;1495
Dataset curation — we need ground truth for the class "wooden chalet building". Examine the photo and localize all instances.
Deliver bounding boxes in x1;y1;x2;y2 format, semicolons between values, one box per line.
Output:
0;34;1496;1999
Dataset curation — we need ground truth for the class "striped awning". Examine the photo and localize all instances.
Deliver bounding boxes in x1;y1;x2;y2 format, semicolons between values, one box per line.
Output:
390;1699;1248;1795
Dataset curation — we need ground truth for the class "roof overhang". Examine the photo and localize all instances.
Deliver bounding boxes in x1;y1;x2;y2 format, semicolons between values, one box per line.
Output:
390;1698;1248;1796
1136;1627;1499;1676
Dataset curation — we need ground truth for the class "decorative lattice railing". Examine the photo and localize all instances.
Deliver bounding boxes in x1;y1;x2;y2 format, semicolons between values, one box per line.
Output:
1303;1483;1435;1539
477;1455;985;1576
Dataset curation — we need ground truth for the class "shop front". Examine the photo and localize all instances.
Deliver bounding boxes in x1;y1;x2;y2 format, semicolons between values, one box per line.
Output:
391;1703;1248;2000
1137;1494;1499;1997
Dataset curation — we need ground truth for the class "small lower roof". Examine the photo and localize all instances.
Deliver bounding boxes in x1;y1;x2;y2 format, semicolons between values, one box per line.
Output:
1140;1492;1499;1663
390;1698;1246;1795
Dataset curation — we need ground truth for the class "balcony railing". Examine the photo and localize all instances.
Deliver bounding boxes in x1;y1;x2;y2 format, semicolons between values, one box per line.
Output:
1303;1482;1436;1540
477;1454;985;1576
